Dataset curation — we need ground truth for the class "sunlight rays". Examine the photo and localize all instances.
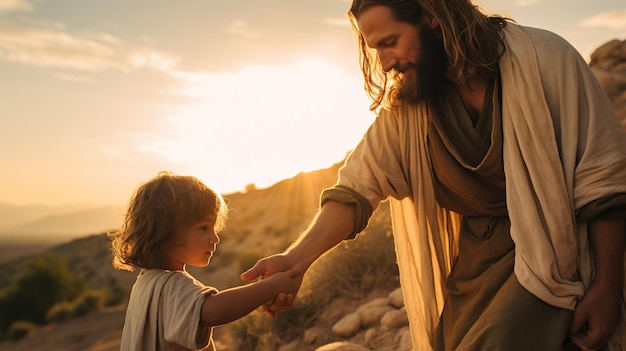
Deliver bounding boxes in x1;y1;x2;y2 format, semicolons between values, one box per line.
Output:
142;58;374;193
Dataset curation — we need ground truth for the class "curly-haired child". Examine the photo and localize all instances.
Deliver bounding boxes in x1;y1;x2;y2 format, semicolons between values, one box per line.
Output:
109;171;298;351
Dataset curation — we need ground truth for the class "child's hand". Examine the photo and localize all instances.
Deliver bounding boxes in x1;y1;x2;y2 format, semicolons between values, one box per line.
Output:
260;269;302;317
242;254;304;317
268;269;301;295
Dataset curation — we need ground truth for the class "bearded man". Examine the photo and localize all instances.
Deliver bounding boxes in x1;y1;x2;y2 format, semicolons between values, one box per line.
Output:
243;1;626;350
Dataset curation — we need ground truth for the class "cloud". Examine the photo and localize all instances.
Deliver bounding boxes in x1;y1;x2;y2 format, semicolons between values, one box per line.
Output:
516;0;541;6
129;49;179;72
0;19;182;77
581;11;626;30
0;0;185;75
0;21;126;70
52;71;92;82
0;0;33;13
224;21;260;38
325;17;351;27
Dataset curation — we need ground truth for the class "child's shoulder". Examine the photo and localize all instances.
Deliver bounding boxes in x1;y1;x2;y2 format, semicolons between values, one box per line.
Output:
135;269;190;287
138;269;217;295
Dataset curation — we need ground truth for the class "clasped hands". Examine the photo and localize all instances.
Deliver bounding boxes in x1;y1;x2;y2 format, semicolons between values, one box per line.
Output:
241;253;303;317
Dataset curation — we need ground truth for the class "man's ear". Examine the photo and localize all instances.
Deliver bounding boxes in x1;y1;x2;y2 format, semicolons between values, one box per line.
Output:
424;14;439;30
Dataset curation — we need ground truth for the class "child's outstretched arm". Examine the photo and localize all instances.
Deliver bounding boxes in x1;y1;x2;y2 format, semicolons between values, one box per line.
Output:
199;270;300;327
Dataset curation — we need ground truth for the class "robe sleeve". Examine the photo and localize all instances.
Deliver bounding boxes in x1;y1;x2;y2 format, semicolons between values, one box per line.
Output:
320;185;374;238
576;193;626;221
160;272;217;350
321;109;415;239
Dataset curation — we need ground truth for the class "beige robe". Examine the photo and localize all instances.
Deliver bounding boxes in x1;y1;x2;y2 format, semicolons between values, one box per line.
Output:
330;23;626;350
121;269;217;351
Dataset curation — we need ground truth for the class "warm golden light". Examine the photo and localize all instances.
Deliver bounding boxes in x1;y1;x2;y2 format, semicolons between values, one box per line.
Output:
145;58;375;193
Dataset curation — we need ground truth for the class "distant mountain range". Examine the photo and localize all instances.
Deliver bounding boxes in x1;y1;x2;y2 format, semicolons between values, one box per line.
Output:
0;204;124;245
0;160;344;246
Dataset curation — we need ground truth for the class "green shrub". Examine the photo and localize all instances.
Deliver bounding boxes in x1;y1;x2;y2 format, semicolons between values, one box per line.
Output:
229;299;319;350
46;301;74;323
46;290;107;324
0;254;85;332
71;290;106;317
230;202;398;350
300;205;398;305
104;282;128;307
5;320;38;341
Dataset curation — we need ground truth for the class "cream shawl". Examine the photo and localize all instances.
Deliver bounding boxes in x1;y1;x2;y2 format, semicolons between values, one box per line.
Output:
336;23;626;350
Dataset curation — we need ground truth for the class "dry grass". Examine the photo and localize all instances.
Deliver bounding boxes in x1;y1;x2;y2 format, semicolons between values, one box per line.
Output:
0;305;125;351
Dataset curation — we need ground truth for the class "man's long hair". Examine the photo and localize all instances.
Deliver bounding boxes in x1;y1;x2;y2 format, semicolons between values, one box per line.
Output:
348;0;508;110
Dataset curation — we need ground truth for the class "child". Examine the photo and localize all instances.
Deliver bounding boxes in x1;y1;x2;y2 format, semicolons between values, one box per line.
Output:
109;171;298;351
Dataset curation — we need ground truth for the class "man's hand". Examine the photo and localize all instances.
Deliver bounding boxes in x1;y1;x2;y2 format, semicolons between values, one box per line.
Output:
241;253;303;317
241;201;356;317
569;217;625;350
568;281;620;350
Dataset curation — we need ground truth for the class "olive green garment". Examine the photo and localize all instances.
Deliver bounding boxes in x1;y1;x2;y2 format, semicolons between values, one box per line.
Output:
428;75;572;350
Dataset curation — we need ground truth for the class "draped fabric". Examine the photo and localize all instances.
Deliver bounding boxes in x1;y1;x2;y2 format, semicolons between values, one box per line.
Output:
121;269;217;351
332;23;626;350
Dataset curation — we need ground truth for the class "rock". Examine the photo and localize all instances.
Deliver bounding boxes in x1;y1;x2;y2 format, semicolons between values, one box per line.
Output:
278;340;304;351
332;313;362;338
315;341;372;351
396;326;413;351
356;297;394;327
380;307;409;329
590;40;626;70
363;327;378;344
388;288;404;308
356;297;389;311
304;325;325;344
360;304;394;327
589;39;626;128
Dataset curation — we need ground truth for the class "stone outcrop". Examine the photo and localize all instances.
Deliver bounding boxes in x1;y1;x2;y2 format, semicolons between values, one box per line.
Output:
278;287;411;351
589;39;626;128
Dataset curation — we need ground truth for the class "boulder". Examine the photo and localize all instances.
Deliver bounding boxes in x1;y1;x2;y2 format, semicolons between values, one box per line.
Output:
589;39;626;128
315;341;372;351
332;313;362;338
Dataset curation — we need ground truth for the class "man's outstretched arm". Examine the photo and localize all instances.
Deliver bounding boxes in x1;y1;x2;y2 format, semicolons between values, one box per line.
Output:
240;200;357;316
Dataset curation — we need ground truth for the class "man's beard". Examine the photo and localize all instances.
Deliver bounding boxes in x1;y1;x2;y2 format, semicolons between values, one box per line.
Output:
396;24;447;104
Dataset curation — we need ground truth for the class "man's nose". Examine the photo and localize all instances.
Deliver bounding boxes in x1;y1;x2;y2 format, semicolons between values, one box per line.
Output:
378;51;397;72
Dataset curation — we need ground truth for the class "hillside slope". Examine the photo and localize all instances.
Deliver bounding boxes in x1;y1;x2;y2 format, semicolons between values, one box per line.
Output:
0;160;344;292
0;160;349;351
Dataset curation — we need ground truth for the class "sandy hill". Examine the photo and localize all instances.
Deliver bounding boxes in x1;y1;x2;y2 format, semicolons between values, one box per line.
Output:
0;159;358;351
0;160;344;292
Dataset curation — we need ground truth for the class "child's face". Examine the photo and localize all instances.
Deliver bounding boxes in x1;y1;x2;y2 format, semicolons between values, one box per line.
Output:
164;213;220;271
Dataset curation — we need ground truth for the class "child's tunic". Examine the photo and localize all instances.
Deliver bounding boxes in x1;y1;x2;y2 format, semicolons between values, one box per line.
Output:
121;269;217;351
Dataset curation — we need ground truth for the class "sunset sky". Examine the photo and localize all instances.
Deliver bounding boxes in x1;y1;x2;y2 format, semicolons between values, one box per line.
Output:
1;0;625;207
